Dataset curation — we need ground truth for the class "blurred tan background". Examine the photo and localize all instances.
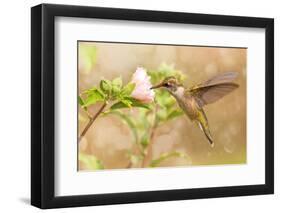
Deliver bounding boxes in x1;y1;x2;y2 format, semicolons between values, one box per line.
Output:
78;42;247;170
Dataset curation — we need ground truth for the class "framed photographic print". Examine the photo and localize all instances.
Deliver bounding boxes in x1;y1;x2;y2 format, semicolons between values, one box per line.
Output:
31;3;274;209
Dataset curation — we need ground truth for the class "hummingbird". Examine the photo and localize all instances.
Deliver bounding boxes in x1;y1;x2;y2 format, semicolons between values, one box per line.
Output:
151;71;239;147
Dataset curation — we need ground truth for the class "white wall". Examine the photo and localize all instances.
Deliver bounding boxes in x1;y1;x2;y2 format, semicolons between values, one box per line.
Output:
0;0;279;212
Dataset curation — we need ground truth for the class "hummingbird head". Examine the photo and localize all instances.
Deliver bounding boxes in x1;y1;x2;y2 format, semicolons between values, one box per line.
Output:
150;76;181;92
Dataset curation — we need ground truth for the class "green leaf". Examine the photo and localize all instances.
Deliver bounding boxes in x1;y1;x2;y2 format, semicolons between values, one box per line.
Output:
110;101;127;110
78;95;89;111
156;108;168;121
112;77;122;88
121;83;135;96
140;133;149;148
127;97;151;109
167;109;184;120
78;95;85;106
110;98;149;110
149;151;189;167
84;87;105;97
79;153;104;170
96;88;106;98
121;99;132;107
107;110;138;144
100;79;112;94
83;89;105;107
112;85;121;97
156;90;175;108
147;63;187;85
112;77;123;97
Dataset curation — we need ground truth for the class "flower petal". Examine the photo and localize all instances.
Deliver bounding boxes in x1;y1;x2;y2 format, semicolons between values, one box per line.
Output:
130;67;155;103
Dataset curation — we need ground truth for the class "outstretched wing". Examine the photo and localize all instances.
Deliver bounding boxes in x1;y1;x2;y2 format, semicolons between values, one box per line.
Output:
189;72;239;107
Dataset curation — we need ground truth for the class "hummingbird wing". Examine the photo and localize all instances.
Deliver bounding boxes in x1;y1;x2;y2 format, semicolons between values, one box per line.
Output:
199;71;238;86
189;71;239;107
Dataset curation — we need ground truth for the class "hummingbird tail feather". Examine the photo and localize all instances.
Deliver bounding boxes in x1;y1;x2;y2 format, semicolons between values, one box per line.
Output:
198;121;214;147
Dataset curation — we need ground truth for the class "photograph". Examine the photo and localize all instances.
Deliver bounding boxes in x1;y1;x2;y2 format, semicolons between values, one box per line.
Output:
30;3;274;209
78;41;247;171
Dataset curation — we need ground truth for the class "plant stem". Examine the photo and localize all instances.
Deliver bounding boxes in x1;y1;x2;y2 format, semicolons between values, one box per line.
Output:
141;105;158;167
79;102;107;142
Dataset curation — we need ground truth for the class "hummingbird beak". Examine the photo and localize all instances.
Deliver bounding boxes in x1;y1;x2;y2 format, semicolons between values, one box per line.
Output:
150;82;164;90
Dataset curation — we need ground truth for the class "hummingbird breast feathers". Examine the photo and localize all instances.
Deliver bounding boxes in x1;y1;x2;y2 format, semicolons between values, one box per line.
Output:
180;95;200;120
169;86;200;120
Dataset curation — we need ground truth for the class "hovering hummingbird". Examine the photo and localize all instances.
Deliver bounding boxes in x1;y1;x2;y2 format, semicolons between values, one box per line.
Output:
151;71;239;147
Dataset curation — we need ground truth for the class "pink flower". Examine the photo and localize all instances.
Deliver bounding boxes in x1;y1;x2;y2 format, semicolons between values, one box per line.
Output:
131;67;155;103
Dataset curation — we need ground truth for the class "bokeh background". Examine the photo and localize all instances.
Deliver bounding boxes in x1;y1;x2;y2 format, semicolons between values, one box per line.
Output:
78;41;247;170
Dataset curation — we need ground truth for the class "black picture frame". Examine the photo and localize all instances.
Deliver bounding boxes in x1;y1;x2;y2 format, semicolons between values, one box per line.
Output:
31;3;274;209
